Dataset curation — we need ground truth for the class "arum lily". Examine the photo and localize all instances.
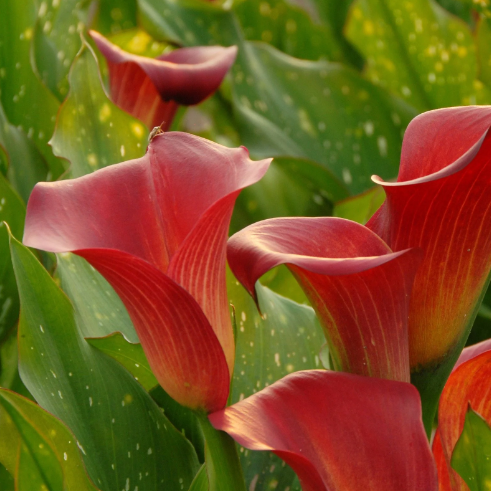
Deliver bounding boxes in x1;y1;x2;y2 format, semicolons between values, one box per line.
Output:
366;106;491;429
23;132;271;413
90;30;238;130
209;370;438;491
433;339;491;490
228;216;422;382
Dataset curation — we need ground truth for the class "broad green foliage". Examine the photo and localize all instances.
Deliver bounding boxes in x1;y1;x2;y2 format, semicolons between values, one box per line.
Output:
0;103;47;203
10;236;200;491
50;41;148;178
87;334;157;391
32;0;90;100
0;177;25;341
234;0;344;62
0;0;61;175
232;157;344;234
232;42;415;193
451;407;491;490
346;0;491;110
0;389;99;491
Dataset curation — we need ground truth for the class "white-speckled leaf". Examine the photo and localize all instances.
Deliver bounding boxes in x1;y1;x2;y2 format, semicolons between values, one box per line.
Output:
346;0;491;110
10;236;200;491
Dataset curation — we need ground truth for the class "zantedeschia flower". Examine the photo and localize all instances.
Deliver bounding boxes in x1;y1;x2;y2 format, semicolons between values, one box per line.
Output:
366;106;491;425
433;339;491;490
209;370;438;491
90;30;238;130
227;216;422;382
23;132;271;412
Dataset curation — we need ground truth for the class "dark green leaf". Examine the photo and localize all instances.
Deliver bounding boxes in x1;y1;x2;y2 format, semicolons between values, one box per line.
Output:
10;235;200;491
137;0;241;47
93;0;138;35
233;0;344;61
0;462;14;491
50;40;148;178
232;157;345;233
232;42;416;194
0;0;62;177
0;175;25;340
477;18;491;87
346;0;491;110
56;253;138;342
451;406;491;490
87;333;157;391
32;0;90;100
227;270;324;491
0;102;47;203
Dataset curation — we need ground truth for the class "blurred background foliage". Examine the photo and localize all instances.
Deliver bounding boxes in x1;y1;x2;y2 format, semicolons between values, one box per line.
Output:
1;0;491;490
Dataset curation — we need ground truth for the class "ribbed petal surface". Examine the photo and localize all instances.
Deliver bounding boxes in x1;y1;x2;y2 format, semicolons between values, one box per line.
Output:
228;217;421;381
79;249;230;412
209;370;437;491
90;31;237;129
367;107;491;370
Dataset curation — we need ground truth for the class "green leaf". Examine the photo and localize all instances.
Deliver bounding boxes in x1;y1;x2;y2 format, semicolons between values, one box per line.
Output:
137;0;241;47
233;0;344;62
451;406;491;490
10;235;200;491
197;413;246;491
0;463;14;491
56;253;138;342
333;186;386;225
93;0;138;35
0;103;47;203
87;333;157;391
50;39;148;178
434;0;474;22
231;157;346;234
188;465;208;491
0;0;62;177
32;0;90;100
0;175;25;340
232;42;416;194
0;388;99;491
227;270;324;491
346;0;491;111
477;17;491;87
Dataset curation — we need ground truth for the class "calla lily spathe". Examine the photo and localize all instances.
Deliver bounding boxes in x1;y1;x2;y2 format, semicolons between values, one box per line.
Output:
23;132;271;412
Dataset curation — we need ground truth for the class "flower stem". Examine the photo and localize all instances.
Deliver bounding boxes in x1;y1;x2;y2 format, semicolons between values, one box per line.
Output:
196;412;247;491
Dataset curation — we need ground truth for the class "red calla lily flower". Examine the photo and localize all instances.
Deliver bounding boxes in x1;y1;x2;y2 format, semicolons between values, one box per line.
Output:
90;30;238;130
227;216;422;382
209;370;438;491
23;132;271;412
366;106;491;372
433;339;491;490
